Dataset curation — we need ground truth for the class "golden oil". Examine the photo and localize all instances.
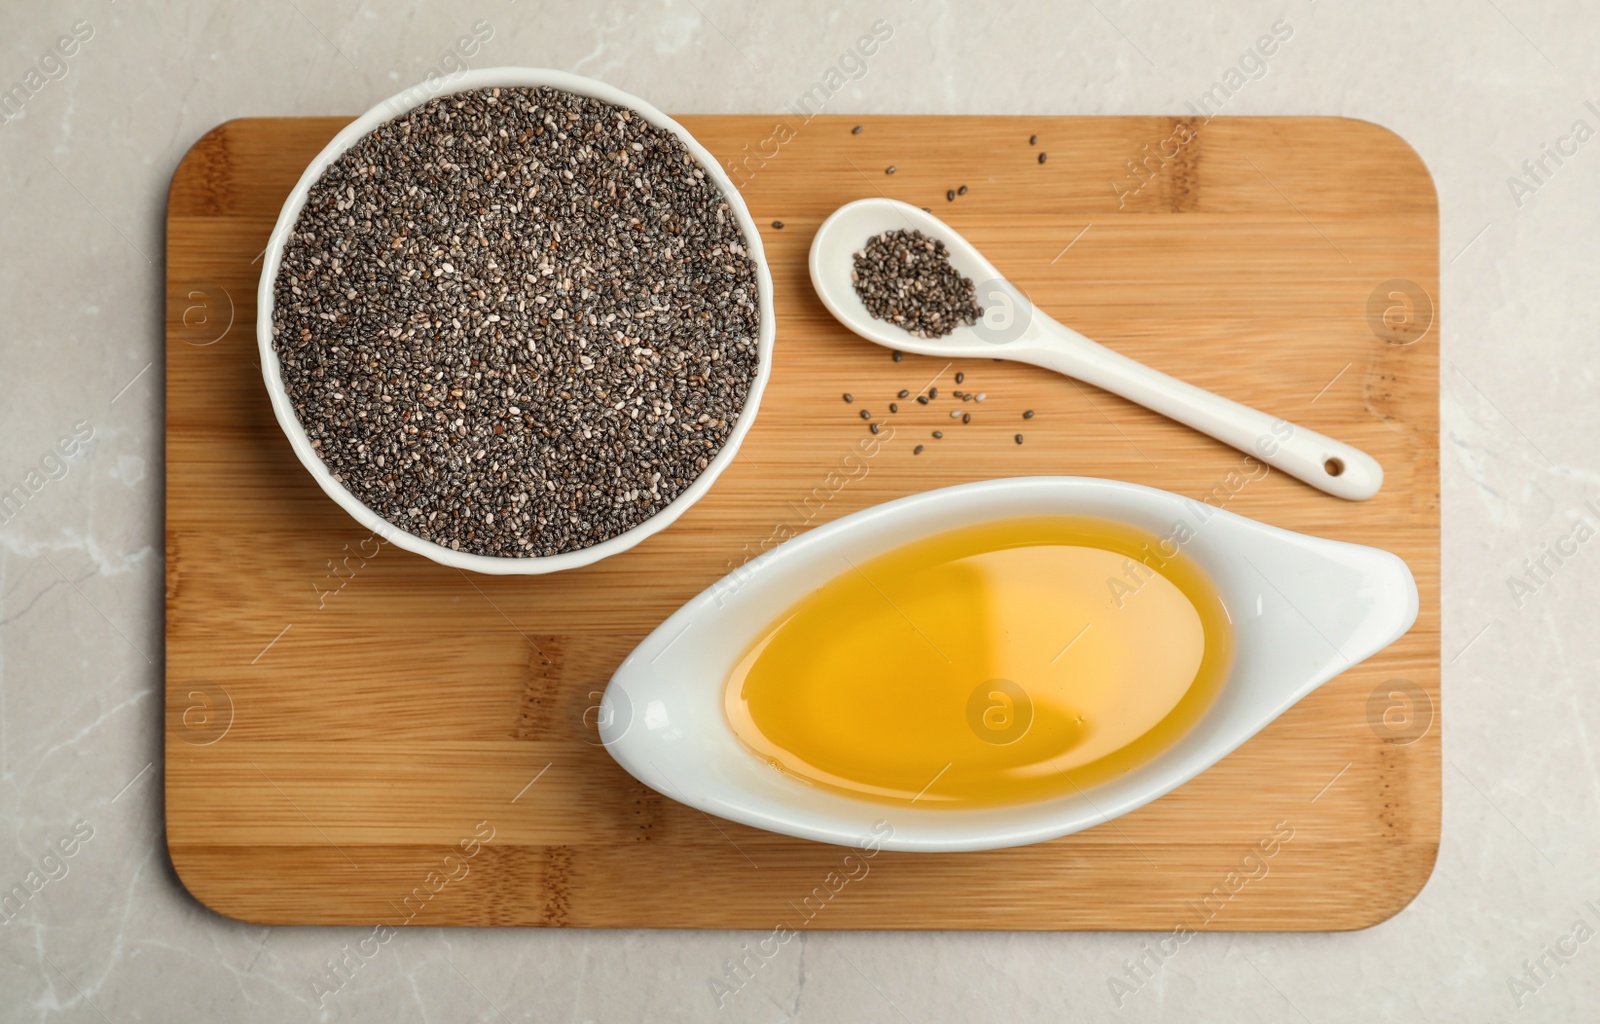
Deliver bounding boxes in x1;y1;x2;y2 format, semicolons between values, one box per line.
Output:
723;516;1234;808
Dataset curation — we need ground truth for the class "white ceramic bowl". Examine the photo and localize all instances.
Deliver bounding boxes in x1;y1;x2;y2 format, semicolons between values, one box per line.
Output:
256;68;775;574
600;476;1419;852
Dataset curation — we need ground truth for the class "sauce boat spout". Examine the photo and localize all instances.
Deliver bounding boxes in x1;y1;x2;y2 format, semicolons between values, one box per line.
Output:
1192;504;1420;720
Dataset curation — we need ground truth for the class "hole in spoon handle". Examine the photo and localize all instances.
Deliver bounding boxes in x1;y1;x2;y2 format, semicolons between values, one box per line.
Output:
1267;433;1382;500
1249;426;1381;500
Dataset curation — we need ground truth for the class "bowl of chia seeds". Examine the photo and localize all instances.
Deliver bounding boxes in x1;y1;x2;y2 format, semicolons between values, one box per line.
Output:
258;68;773;573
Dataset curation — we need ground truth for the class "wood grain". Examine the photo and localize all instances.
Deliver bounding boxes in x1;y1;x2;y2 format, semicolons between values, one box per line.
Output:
165;114;1439;929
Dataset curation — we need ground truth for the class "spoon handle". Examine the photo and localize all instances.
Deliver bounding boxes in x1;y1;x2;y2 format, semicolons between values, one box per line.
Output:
1017;321;1383;501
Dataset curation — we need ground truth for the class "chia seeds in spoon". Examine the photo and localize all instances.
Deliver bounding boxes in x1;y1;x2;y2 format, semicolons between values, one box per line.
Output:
850;229;982;339
271;85;760;558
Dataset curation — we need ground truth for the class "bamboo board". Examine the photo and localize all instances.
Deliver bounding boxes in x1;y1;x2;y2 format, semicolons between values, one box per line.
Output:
165;115;1439;929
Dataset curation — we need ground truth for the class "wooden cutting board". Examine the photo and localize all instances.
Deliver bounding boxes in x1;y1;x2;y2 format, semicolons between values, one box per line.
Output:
165;114;1439;929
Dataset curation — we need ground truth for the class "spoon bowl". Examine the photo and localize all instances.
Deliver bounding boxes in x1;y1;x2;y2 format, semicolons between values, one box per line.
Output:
809;198;1031;360
599;476;1417;852
809;198;1383;501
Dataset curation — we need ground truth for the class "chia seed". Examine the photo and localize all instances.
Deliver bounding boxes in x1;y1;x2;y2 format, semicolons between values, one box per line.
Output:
271;86;761;558
1023;409;1035;419
955;371;964;384
850;229;983;339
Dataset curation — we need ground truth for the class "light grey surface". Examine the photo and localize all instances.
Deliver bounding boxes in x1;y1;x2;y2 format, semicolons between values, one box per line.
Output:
0;0;1594;1020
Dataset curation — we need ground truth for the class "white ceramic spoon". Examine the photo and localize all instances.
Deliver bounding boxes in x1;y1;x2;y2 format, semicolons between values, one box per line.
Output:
808;198;1383;501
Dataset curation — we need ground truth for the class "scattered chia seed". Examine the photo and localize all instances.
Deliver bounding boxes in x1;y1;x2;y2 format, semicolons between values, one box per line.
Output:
955;371;964;384
852;125;863;134
975;392;987;402
885;165;897;175
1023;409;1035;419
916;395;929;405
850;229;983;339
946;189;955;202
928;387;938;399
962;412;972;424
948;410;961;418
842;393;853;403
271;85;760;559
1038;152;1048;164
913;444;924;455
772;220;784;229
1029;134;1038;145
859;409;872;420
870;422;880;434
892;351;903;362
958;185;968;195
1015;433;1024;444
897;389;910;398
888;402;898;413
932;430;943;439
